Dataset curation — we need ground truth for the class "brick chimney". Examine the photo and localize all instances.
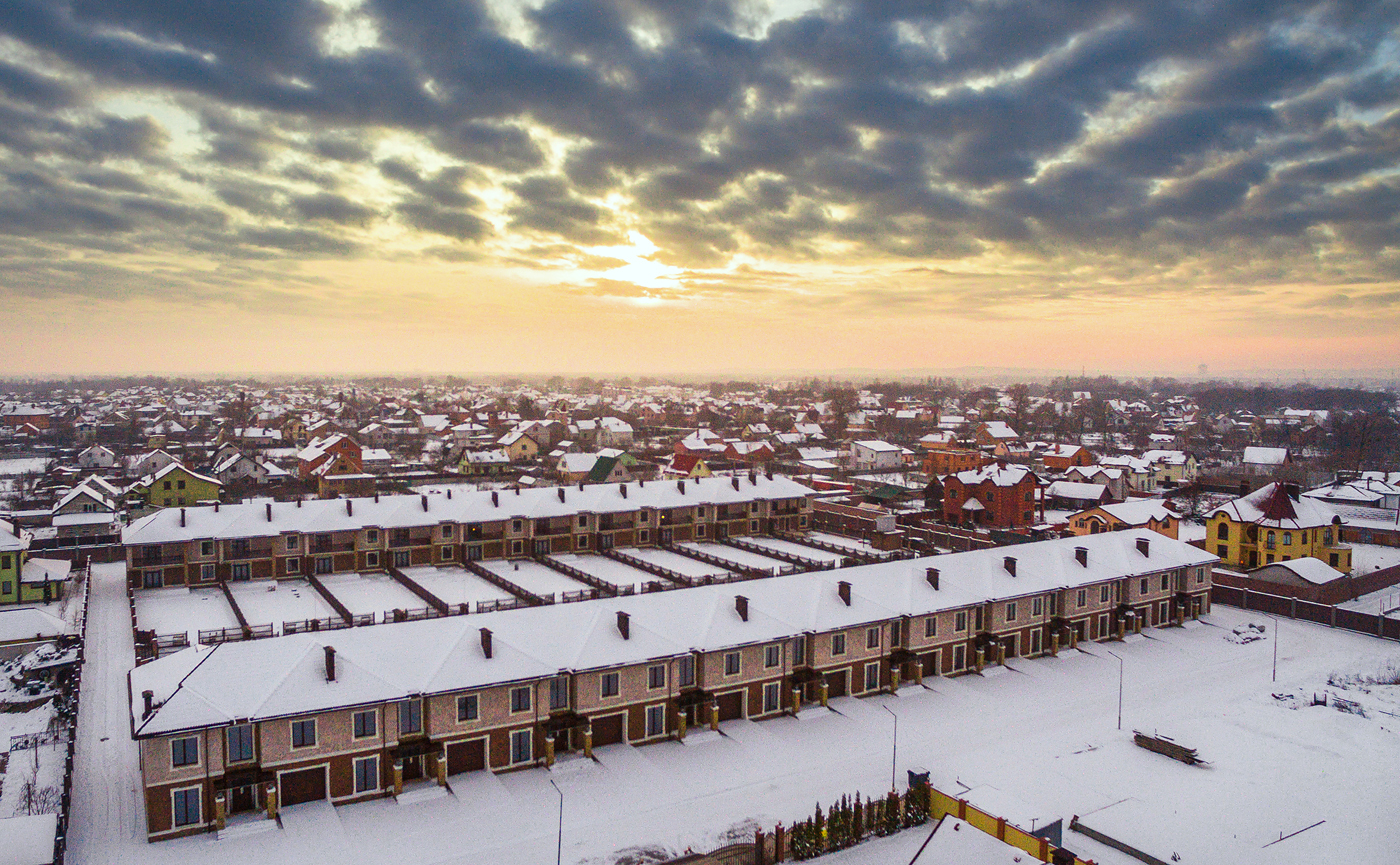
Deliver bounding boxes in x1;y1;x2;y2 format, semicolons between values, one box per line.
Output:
732;477;740;491
421;494;429;511
142;689;154;720
617;611;631;640
838;581;851;606
926;567;939;590
265;502;272;521
492;491;499;507
479;628;493;659
1075;547;1088;567
558;488;566;503
735;595;749;621
324;646;336;682
179;508;185;527
620;484;628;498
1003;556;1017;576
1136;537;1150;557
346;499;353;516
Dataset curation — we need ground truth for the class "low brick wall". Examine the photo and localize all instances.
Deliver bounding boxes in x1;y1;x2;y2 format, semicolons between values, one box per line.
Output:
1213;564;1400;606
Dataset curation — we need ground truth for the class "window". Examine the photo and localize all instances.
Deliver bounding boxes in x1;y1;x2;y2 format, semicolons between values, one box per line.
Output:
393;550;410;568
578;515;588;528
231;563;249;581
1099;585;1110;604
354;710;377;738
457;695;479;722
312;556;330;574
172;787;201;827
227;724;253;762
1217;544;1228;558
366;529;379;544
354;756;378;794
1161;574;1170;592
1283;531;1292;546
286;558;301;574
953;644;966;671
866;627;880;649
1197;568;1206;585
831;633;847;655
678;655;695;687
925;617;937;638
954;611;967;632
285;536;298;551
724;652;741;675
648;665;666;689
291;719;316;748
398;699;422;735
510;686;531;713
1266;531;1276;550
975;607;984;631
1140;578;1149;596
1032;597;1042;617
200;563;216;582
201;540;214;556
512;540;523;555
177;479;186;490
645;704;666;737
639;530;650;543
163;480;171;491
143;570;162;588
764;645;781;668
749;520;759;532
441;545;454;561
601;672;620;697
366;552;380;568
1216;522;1229;540
510;729;532;764
1005;602;1017;622
512;520;524;533
442;524;454;539
763;682;781;713
863;663;880;692
171;736;199;767
1076;589;1087;608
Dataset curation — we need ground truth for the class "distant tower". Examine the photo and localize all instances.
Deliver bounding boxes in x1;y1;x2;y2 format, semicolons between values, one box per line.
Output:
1197;364;1208;376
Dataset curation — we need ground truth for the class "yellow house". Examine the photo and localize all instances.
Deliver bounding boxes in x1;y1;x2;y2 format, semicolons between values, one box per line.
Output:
498;429;541;462
130;463;223;509
1207;482;1351;573
1;522;72;606
1067;500;1179;539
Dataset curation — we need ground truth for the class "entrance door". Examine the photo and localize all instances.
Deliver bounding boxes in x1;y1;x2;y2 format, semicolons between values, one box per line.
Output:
401;754;423;781
229;785;257;814
824;669;848;699
279;766;327;807
446;739;485;775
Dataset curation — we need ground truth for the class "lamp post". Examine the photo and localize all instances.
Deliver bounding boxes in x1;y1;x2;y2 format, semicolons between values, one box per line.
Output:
882;704;898;791
1271;615;1279;683
1106;650;1123;731
548;777;563;865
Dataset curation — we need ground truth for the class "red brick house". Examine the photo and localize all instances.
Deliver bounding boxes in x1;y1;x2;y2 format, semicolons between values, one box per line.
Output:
1042;444;1095;472
298;433;364;480
941;464;1042;528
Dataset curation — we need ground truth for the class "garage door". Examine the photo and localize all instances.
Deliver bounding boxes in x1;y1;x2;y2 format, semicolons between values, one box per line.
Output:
591;713;625;747
824;670;848;698
446;739;485;775
279;766;326;807
715;690;745;721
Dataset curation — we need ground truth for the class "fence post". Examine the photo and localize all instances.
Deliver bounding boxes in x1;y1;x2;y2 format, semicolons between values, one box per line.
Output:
755;828;766;865
1330;606;1336;628
1290;597;1296;619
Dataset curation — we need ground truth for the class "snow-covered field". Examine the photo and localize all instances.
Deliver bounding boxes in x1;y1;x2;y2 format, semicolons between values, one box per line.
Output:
227;580;340;630
678;542;790;574
548;554;654;593
132;587;239;642
399;566;516;608
741;536;847;565
317;572;425;618
70;560;1400;865
0;457;48;476
623;548;732;580
1350;542;1400;574
479;560;592;598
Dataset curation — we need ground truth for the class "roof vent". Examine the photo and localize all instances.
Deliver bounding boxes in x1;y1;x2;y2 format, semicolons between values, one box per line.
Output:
1075;547;1088;567
480;628;493;659
324;646;336;682
838;580;852;606
296;498;302;508
926;567;939;590
1136;537;1150;557
735;595;749;621
346;500;353;517
214;501;220;512
616;611;631;640
265;502;273;521
1003;556;1017;577
678;480;685;495
179;508;185;527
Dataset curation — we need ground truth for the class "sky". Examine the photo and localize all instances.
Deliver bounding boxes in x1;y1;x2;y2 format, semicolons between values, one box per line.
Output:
1;0;1399;377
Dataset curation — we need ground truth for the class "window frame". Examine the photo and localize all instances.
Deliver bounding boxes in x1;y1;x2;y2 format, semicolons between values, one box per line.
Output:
724;651;741;676
171;785;202;828
764;644;781;668
647;664;666;689
831;633;847;656
170;736;199;768
353;710;377;739
290;719;317;749
353;756;379;794
226;724;254;763
509;729;532;764
600;672;620;698
398;699;423;735
509;686;532;714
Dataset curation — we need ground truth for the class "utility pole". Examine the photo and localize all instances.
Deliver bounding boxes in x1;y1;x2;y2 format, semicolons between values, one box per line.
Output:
1107;650;1123;731
549;777;563;865
1272;616;1279;683
882;704;898;791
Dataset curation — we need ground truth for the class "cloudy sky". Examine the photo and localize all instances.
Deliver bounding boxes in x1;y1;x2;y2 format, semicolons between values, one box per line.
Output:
2;0;1398;376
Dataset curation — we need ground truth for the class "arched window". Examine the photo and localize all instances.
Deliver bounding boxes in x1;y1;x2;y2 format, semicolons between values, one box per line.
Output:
1216;522;1229;540
1266;531;1276;550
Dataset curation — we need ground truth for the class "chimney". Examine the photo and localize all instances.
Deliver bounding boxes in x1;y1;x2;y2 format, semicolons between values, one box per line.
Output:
374;492;379;503
265;502;272;521
296;498;302;508
732;477;740;491
447;489;452;499
515;486;520;495
638;478;644;487
579;482;585;491
142;689;154;720
765;471;773;481
214;501;220;512
179;508;185;527
1003;556;1017;577
1136;537;1150;557
616;611;631;640
558;488;566;503
735;595;749;621
346;500;353;517
421;494;429;511
492;491;499;507
748;471;757;485
1074;547;1088;567
480;628;493;659
838;581;851;606
620;484;628;499
926;567;939;590
678;480;685;494
324;646;336;682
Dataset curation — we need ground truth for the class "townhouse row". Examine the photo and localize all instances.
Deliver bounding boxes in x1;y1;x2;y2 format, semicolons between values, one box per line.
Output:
123;474;814;589
129;529;1215;841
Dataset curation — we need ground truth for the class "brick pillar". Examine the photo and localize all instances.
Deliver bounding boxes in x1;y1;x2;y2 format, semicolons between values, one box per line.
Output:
913;660;923;683
545;733;556;768
709;699;720;731
996;643;1006;666
755;828;766;865
678;711;688;740
1051;631;1060;656
975;647;984;673
774;822;785;862
265;784;278;820
583;727;594;759
436;752;448;787
213;792;226;831
392;759;404;795
819;680;829;708
791;687;802;717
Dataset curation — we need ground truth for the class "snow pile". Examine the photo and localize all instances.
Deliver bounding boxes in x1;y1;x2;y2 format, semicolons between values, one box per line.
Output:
0;645;66;704
1225;621;1268;644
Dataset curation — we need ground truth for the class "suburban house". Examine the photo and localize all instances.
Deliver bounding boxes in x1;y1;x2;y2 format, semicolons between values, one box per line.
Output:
1066;499;1180;539
298;434;364;480
922;449;990;477
1241;447;1291;476
498;429;542;463
974;422;1019;449
1041;444;1095;473
1207;482;1351;572
1043;481;1113;512
1;520;72;606
129;463;223;509
940;465;1043;529
848;441;902;472
662;454;712;480
458;450;511;477
127;530;1215;841
77;444;118;469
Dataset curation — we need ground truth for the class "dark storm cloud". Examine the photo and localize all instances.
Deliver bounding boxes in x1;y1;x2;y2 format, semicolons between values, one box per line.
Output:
0;0;1397;302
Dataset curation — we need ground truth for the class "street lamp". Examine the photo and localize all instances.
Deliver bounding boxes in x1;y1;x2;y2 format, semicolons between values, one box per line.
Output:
548;777;563;865
1271;615;1279;683
1106;650;1123;731
882;704;898;791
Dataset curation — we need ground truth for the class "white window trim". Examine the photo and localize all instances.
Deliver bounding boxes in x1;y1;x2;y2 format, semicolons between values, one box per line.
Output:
170;784;203;828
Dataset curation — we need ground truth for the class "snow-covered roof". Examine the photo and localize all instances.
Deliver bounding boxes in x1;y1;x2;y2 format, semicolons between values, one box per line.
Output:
1045;481;1108;500
1094;499;1177;525
128;530;1214;737
123;475;815;544
1210;482;1341;530
1242;446;1289;466
1252;556;1343;585
949;464;1036;488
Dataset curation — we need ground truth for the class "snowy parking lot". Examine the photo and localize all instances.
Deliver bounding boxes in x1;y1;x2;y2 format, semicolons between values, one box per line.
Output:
72;560;1400;865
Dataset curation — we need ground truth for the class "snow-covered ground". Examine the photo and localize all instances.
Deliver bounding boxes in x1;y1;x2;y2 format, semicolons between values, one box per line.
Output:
478;560;592;598
399;566;516;608
317;573;425;618
0;457;48;476
741;536;847;565
1339;584;1400;618
806;532;900;559
70;559;1400;865
623;548;732;580
133;586;239;642
1349;542;1400;574
227;580;339;631
548;554;654;593
1178;520;1208;543
678;542;791;574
